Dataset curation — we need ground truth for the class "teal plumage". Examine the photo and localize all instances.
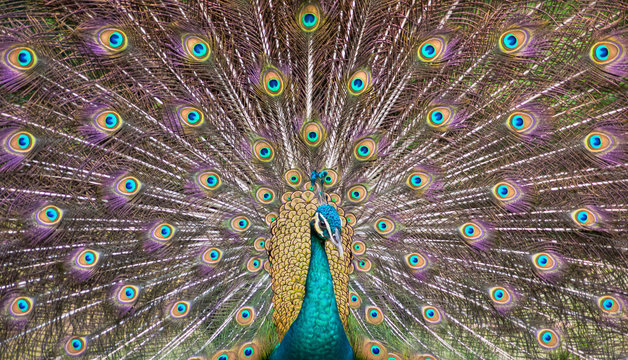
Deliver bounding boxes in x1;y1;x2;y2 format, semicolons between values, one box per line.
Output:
0;1;627;359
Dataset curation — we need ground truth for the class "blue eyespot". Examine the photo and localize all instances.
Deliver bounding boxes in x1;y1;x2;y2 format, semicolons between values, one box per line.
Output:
542;332;552;343
177;304;186;313
589;135;602;149
72;339;82;350
497;185;508;197
17;134;30;149
206;175;217;186
352;295;358;302
239;219;247;228
193;42;207;57
244;346;253;357
125;288;135;299
267;79;280;92
302;13;316;27
259;147;270;157
426;309;435;318
603;299;613;310
371;346;380;355
210;250;218;259
46;208;58;221
464;225;475;236
351;78;364;91
504;34;517;49
370;310;378;318
378;221;387;231
421;44;436;58
576;211;588;223
17;50;32;66
17;299;28;311
84;252;94;264
595;45;609;61
124;180;136;192
242;310;250;318
109;32;124;48
494;290;504;299
187;111;200;124
538;255;548;266
219;356;228;360
358;146;369;156
410;255;419;265
411;175;422;185
511;115;524;129
430;111;444;124
160;226;171;237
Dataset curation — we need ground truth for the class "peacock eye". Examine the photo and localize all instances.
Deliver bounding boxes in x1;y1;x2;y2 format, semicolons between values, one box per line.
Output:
115;176;141;196
405;252;428;270
177;106;205;128
183;34;211;61
254;237;266;251
117;285;139;304
9;296;33;317
202;248;222;265
406;170;432;190
151;222;175;242
265;212;277;225
238;342;259;359
170;300;190;318
418;37;446;62
255;187;276;204
197;170;222;191
97;27;128;52
4;46;37;70
597;295;622;315
284;169;302;187
322;169;338;187
489;286;512;305
355;258;372;272
536;329;560;349
532;252;558;271
65;336;87;356
298;4;321;32
499;28;529;53
236;306;256;325
93;110;123;133
492;181;520;202
590;40;622;65
506;111;536;134
353;138;377;161
374;217;395;236
351;240;366;255
302;122;325;146
347;184;368;203
416;355;437;360
246;257;263;273
75;249;100;269
365;306;383;325
459;222;486;242
252;139;275;162
571;208;599;227
422;306;442;324
6;131;36;154
362;340;386;359
347;69;371;95
427;106;453;128
584;131;615;153
35;205;63;226
348;291;361;308
230;215;251;232
262;67;285;96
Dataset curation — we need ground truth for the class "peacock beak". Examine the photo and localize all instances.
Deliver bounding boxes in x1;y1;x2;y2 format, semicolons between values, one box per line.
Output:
313;212;344;258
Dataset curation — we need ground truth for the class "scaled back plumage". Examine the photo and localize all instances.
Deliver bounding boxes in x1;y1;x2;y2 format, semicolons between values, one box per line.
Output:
0;0;627;359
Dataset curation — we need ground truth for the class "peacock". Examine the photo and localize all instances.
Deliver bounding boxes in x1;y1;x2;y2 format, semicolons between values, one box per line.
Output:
0;0;627;359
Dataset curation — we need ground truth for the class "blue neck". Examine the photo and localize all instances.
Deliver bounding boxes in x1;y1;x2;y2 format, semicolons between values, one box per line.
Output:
270;236;353;360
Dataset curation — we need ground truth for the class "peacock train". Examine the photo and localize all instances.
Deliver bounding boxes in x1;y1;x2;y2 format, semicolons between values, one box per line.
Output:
0;0;627;359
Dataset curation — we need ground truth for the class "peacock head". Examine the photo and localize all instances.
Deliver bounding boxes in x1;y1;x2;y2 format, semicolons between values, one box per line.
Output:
310;170;344;258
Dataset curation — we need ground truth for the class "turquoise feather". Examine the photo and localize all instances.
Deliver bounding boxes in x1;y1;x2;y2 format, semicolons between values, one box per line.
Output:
270;233;353;360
